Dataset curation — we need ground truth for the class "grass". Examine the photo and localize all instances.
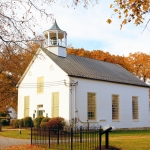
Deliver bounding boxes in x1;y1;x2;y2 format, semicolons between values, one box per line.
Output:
0;128;31;139
1;129;150;149
108;130;150;150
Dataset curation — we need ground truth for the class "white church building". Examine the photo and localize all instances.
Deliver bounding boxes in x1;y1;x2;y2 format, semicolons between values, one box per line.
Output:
17;21;150;129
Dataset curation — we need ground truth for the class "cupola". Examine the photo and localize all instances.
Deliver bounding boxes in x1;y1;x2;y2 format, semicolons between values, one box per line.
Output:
43;20;67;57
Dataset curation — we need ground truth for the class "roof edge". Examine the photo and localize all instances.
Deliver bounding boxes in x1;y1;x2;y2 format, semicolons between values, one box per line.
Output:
69;75;149;88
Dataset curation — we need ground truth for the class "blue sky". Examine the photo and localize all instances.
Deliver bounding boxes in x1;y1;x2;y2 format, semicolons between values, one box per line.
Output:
37;0;150;56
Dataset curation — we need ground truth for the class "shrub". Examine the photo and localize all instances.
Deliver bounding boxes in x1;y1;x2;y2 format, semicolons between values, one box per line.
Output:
40;117;50;130
13;119;20;128
19;118;24;127
34;116;44;128
40;122;48;130
41;117;50;122
1;119;10;126
46;117;65;130
24;117;33;128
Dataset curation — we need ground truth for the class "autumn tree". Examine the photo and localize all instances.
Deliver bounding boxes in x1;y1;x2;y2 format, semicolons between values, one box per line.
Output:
67;48;131;71
0;43;39;111
127;52;150;82
108;0;150;30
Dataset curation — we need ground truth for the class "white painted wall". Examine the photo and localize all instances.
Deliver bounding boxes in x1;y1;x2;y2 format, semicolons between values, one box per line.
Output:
18;50;70;122
70;77;149;129
48;46;66;57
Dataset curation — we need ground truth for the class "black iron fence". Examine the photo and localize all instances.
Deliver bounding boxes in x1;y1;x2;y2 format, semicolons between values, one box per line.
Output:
31;125;112;150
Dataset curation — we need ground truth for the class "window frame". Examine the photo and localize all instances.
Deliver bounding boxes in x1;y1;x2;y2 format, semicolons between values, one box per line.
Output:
87;92;97;121
132;96;139;120
112;94;119;121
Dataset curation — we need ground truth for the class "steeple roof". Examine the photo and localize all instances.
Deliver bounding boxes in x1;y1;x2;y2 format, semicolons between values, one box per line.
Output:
49;20;62;31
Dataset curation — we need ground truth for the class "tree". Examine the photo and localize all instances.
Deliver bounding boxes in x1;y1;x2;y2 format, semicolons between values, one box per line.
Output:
67;48;131;71
127;52;150;82
0;0;99;49
0;42;39;111
108;0;150;30
0;0;54;48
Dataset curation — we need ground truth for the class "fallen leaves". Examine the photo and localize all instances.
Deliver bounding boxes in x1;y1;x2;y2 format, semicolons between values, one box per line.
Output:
6;144;47;150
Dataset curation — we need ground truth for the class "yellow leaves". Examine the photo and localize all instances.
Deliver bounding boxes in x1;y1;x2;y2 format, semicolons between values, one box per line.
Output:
124;9;128;14
7;144;46;150
143;4;149;11
114;9;118;12
120;24;122;30
129;0;135;4
120;19;127;30
122;19;127;24
109;0;150;28
106;19;112;24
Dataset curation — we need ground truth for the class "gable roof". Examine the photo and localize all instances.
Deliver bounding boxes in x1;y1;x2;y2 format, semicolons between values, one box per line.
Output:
42;48;148;88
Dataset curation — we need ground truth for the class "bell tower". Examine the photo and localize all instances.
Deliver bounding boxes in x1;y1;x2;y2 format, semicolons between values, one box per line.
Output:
43;20;67;57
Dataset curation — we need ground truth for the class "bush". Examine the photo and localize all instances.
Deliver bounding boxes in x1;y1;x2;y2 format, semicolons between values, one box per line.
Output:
46;117;65;130
1;119;10;126
34;116;44;128
20;118;24;127
41;117;50;122
24;117;33;128
40;122;48;130
13;119;20;128
40;117;50;130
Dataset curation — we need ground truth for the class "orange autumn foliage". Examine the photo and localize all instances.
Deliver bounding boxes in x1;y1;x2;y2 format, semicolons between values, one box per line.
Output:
0;43;39;111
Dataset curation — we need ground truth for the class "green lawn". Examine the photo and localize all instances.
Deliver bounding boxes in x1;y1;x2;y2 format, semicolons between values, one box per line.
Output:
1;129;150;149
0;128;31;139
109;130;150;150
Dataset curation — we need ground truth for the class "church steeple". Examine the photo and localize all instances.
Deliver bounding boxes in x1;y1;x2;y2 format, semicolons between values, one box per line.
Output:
43;20;67;57
49;20;62;31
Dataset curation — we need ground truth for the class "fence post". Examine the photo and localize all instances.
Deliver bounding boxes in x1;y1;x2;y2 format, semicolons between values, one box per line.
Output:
105;132;109;149
99;126;102;150
80;126;82;143
87;121;89;131
31;126;32;145
71;128;73;150
57;128;59;145
48;127;50;149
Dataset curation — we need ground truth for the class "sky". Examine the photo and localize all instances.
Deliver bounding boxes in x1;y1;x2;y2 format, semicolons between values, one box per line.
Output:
36;0;150;56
